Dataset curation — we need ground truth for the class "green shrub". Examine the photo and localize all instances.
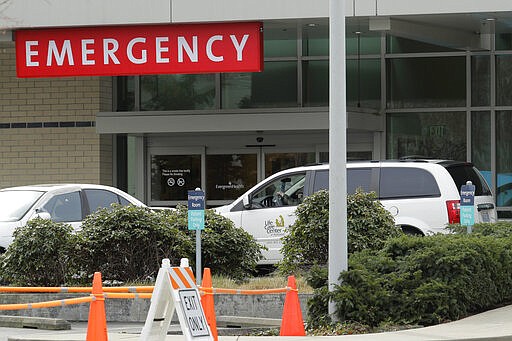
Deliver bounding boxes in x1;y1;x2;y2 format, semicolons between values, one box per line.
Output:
279;189;402;273
316;231;512;328
449;221;512;238
163;205;263;281
76;205;193;283
0;218;78;286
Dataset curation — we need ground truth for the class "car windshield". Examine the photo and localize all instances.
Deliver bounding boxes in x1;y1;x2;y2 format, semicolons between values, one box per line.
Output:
0;190;45;222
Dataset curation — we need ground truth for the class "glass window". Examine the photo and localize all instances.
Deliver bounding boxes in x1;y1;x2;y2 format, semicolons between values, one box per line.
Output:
444;164;491;197
386;112;466;161
42;192;82;223
471;111;491;187
496;111;512;208
140;74;215;111
206;154;257;201
265;152;315;177
348;168;373;194
346;35;381;55
312;170;329;193
116;77;135;111
379;167;440;199
264;25;297;57
84;189;122;213
471;56;490;107
249;173;306;208
496;55;512;106
387;36;459;53
347;58;381;109
303;60;328;106
387;57;466;108
0;190;44;222
302;24;328;56
496;33;512;51
222;61;297;109
151;155;201;201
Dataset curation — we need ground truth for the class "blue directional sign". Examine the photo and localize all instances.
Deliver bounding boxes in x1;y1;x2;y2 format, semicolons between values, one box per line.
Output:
460;182;475;230
188;190;205;230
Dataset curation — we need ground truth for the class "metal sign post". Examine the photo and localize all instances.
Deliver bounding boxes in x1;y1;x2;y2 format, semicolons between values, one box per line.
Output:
188;189;205;284
460;181;476;234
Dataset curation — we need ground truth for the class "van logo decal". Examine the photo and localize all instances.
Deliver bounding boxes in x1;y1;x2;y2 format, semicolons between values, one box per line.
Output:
264;215;285;236
275;215;285;227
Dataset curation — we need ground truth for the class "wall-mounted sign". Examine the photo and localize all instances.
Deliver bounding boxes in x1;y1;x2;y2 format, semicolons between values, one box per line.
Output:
15;22;263;78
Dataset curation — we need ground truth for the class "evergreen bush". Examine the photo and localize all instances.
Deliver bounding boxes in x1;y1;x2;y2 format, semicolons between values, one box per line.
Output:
0;218;78;286
307;224;512;328
279;189;402;273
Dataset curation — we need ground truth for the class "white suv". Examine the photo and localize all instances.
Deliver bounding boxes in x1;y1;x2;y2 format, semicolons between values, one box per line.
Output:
215;160;497;264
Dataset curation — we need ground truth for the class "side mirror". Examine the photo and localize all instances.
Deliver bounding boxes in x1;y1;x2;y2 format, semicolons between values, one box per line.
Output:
34;209;51;220
242;195;250;208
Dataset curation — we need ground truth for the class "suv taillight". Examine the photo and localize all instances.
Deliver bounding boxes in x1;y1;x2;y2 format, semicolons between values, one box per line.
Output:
446;200;460;224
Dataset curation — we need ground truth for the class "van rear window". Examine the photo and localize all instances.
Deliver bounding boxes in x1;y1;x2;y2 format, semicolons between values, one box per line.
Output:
445;165;492;196
379;167;441;199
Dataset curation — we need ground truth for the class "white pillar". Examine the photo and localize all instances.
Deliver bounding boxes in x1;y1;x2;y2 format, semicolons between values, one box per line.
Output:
328;0;348;319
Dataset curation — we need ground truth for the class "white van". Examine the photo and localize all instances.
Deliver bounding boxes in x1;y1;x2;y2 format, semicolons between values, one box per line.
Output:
215;160;497;264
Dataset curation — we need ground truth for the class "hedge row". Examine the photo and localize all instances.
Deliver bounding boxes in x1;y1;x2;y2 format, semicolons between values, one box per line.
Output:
307;223;512;328
0;205;262;286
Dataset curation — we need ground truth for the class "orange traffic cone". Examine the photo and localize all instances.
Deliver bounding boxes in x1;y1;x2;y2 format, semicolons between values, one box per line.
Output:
200;268;218;341
86;272;108;341
280;275;306;336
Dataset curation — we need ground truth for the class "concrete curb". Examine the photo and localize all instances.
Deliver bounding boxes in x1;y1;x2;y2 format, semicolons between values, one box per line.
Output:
0;315;71;330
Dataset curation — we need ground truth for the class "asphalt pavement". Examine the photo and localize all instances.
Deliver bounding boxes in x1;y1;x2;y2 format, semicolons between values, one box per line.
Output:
2;304;512;341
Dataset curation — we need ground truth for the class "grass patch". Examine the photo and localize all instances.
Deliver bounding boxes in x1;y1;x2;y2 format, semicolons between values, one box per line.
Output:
211;273;313;294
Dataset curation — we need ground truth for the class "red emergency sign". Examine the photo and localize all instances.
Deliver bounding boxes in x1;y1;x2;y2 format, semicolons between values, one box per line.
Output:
15;22;263;78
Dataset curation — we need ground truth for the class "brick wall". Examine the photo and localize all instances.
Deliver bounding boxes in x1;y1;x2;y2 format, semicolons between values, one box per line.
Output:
0;41;113;188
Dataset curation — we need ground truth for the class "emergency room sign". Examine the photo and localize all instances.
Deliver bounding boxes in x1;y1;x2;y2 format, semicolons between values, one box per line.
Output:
15;22;263;78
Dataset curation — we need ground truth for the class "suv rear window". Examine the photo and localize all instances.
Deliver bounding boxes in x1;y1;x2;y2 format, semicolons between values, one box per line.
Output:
379;167;441;199
444;164;492;196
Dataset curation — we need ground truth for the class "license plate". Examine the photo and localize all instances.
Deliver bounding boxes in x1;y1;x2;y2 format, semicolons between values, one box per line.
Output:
481;211;490;222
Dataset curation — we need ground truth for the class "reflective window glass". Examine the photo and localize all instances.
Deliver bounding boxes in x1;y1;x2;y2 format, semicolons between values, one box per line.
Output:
116;76;135;111
43;192;82;223
387;57;466;108
380;167;440;199
221;61;297;109
471;56;490;107
151;155;201;201
140;74;215;111
496;55;512;106
346;35;381;55
264;25;297;57
387;36;459;53
303;60;328;106
84;189;121;213
496;33;512;50
206;154;257;201
496;111;512;208
250;173;306;209
471;111;491;187
348;168;373;194
265;152;315;177
302;24;328;56
347;58;381;109
386;112;466;161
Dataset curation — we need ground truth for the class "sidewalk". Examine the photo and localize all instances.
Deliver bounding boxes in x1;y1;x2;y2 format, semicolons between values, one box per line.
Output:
5;304;512;341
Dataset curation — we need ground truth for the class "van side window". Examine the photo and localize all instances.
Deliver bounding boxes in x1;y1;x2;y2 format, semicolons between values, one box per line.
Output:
380;167;440;199
250;173;306;208
312;170;329;193
313;168;373;194
348;168;373;194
